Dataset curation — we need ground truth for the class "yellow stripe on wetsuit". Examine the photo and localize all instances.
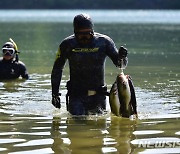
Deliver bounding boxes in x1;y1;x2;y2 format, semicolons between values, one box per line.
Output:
55;47;99;60
72;48;99;53
55;48;61;60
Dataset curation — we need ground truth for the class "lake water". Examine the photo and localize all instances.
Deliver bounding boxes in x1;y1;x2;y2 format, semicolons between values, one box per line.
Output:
0;10;180;154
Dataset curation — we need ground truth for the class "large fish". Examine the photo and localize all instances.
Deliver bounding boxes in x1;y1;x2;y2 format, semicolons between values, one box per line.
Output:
109;72;137;118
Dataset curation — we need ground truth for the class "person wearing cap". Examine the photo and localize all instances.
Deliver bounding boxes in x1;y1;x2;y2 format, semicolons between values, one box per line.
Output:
51;14;128;115
0;40;29;80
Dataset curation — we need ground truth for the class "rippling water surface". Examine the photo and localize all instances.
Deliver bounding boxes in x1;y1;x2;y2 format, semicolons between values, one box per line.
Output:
0;10;180;153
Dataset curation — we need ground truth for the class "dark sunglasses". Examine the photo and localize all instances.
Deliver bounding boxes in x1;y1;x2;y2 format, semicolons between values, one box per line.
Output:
76;31;94;40
76;31;94;35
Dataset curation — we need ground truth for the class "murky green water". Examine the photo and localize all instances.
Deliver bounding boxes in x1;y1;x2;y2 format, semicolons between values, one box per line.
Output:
0;10;180;153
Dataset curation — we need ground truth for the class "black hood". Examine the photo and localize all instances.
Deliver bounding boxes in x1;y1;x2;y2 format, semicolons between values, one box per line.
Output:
73;14;94;32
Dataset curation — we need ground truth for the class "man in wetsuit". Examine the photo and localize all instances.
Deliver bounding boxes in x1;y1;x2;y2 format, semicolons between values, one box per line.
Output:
51;14;128;115
0;40;29;80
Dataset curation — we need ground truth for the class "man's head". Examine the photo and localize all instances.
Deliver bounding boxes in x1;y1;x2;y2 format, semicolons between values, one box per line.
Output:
2;42;16;61
73;14;94;44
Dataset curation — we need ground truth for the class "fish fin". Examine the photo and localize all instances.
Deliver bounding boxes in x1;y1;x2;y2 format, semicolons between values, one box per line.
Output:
128;77;138;115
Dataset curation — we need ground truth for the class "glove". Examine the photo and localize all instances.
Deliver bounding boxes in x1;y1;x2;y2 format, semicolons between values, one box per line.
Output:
52;94;61;109
117;46;128;69
118;46;128;58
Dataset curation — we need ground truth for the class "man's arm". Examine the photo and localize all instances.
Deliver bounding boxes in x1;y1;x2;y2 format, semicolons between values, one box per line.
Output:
105;36;128;68
51;41;69;109
51;45;68;96
19;61;29;79
104;36;119;66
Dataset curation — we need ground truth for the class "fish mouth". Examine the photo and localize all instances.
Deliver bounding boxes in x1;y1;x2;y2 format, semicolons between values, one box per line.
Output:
122;81;127;89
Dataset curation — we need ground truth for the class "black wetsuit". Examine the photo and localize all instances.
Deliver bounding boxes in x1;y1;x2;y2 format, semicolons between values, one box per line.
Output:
51;32;120;115
0;58;29;80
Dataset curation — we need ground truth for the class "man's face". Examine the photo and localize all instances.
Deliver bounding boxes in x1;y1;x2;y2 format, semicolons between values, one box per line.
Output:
75;28;94;45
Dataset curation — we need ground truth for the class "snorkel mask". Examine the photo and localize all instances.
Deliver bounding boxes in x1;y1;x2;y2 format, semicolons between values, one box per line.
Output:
2;39;19;61
2;42;16;59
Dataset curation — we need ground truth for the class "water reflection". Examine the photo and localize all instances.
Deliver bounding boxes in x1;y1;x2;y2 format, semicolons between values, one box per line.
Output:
51;116;137;154
131;117;180;153
0;114;53;153
0;110;179;153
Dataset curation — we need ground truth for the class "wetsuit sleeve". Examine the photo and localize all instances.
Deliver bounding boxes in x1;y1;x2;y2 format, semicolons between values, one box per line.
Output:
104;37;119;66
51;41;68;96
19;61;29;79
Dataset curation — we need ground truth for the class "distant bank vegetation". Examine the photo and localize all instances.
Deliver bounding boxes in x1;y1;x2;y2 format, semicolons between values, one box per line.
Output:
0;0;180;9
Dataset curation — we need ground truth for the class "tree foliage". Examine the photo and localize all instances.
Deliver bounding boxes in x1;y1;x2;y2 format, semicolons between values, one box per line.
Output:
0;0;180;9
